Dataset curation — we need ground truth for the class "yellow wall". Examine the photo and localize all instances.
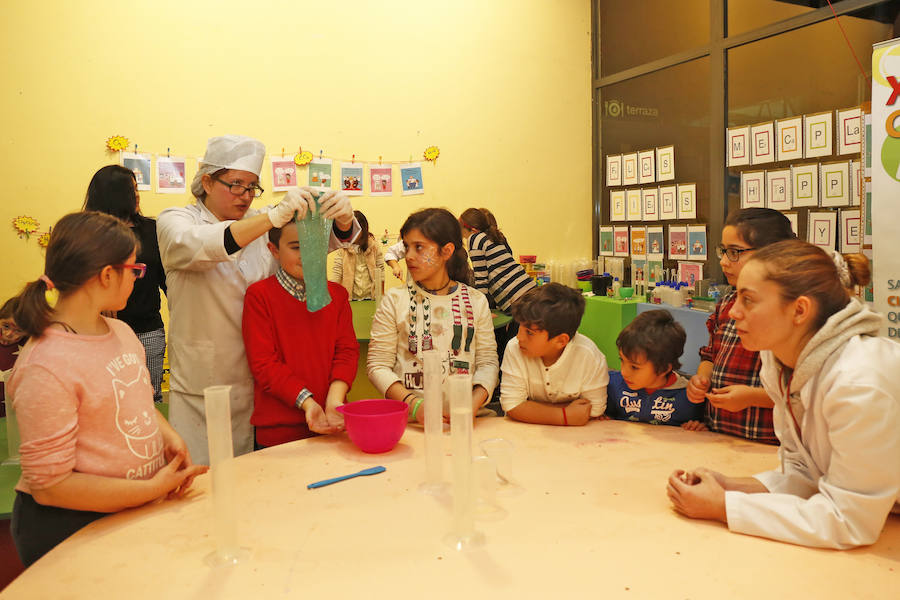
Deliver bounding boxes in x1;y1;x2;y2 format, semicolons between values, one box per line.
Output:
0;0;592;302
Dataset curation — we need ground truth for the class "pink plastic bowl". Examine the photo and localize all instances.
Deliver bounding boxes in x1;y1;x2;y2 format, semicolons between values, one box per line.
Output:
336;399;409;454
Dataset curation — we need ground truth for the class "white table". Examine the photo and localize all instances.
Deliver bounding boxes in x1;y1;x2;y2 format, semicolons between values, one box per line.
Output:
3;418;897;599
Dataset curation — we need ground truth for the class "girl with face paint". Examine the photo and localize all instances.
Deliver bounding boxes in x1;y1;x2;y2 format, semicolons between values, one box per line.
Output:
366;208;499;425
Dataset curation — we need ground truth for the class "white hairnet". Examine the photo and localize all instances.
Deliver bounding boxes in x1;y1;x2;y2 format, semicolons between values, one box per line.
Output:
190;135;266;199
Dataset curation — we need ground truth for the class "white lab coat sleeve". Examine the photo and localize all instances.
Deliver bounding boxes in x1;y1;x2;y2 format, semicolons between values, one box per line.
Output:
499;340;529;414
384;241;405;262
157;207;232;271
471;294;499;400
366;289;403;395
581;348;609;418
725;381;900;549
328;219;361;251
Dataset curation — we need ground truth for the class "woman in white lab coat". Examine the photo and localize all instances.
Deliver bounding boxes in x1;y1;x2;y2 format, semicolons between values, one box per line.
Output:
667;240;900;549
157;135;358;463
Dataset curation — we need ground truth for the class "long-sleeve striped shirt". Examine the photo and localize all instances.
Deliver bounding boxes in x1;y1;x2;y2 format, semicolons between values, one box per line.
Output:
467;231;535;313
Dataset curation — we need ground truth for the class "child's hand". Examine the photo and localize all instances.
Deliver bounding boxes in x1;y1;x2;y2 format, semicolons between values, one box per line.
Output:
706;385;754;412
565;398;592;426
686;374;710;403
152;452;209;501
304;401;342;435
324;404;345;431
163;442;202;497
681;420;708;431
391;264;403;279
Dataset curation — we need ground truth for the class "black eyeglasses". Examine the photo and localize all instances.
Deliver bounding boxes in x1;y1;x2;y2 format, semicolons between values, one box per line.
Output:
715;245;755;262
215;178;264;198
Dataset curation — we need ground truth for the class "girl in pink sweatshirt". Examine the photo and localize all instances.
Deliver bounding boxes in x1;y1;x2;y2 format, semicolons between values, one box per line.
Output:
7;212;207;567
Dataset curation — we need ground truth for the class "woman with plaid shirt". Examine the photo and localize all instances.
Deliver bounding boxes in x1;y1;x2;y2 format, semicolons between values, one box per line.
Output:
687;209;795;444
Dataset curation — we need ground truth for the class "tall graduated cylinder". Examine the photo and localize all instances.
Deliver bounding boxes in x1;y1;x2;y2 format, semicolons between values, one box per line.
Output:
448;373;480;547
204;385;240;561
421;351;443;490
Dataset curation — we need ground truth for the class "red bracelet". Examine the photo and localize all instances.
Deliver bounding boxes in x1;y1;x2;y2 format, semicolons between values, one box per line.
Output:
562;406;568;426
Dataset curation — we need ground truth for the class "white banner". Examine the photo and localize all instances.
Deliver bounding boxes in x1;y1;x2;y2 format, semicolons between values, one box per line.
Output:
871;37;900;341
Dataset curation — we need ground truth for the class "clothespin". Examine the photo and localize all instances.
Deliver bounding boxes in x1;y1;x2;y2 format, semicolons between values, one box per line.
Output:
352;154;356;163
319;149;323;160
167;147;170;158
282;147;285;158
134;144;138;154
379;156;382;165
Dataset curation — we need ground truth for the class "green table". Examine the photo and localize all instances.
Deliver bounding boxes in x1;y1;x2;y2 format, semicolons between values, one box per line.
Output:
0;418;20;518
577;295;644;370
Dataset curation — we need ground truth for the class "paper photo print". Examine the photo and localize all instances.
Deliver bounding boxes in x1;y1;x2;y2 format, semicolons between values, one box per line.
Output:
669;225;688;260
687;224;708;260
765;169;791;210
850;160;861;206
750;122;775;165
678;262;704;287
606;155;622;187
341;162;364;196
638;149;655;184
630;226;647;258
271;158;298;192
599;226;614;256
122;152;152;191
647;259;664;284
677;183;697;220
804;111;833;159
837;107;862;155
309;158;333;189
626;188;642;221
807;210;837;249
791;163;819;207
658;185;677;220
613;226;630;257
656;146;675;182
840;208;861;253
776;116;803;161
369;165;393;196
400;163;424;195
740;171;766;208
647;226;664;258
610;190;626;221
622;153;638;185
641;188;659;221
632;259;648;285
156;156;186;194
727;126;750;167
820;161;849;207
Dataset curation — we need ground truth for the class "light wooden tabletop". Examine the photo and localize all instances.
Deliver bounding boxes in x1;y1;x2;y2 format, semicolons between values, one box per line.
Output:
3;418;897;599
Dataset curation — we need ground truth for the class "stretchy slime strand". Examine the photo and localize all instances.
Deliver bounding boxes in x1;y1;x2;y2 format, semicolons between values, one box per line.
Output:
295;195;333;312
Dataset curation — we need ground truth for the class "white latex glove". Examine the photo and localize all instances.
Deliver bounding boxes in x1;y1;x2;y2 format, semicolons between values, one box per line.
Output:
267;188;315;228
317;189;354;230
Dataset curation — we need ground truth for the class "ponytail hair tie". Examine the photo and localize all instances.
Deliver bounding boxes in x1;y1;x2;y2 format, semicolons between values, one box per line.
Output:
39;274;55;290
825;249;852;288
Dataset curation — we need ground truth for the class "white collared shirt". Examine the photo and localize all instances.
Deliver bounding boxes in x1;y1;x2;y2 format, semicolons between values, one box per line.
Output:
500;333;609;417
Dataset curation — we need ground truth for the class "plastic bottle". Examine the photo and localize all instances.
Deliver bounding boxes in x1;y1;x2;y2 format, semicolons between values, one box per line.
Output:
612;277;621;297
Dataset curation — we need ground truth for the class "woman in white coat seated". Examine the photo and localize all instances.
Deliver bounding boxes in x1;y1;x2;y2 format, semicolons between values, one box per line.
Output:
667;239;900;549
157;135;358;464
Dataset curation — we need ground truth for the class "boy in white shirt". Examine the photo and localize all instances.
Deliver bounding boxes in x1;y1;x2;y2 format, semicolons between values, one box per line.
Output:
500;283;609;426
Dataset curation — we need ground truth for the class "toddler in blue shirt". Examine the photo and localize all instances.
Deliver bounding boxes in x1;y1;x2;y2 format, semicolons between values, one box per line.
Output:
605;310;706;429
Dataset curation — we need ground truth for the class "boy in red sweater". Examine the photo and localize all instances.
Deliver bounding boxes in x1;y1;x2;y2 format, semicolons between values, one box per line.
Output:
242;222;360;448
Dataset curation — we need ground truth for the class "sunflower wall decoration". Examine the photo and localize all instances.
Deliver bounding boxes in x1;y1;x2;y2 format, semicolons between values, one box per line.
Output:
294;150;313;166
106;135;130;152
12;216;40;240
423;146;440;162
37;231;51;248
